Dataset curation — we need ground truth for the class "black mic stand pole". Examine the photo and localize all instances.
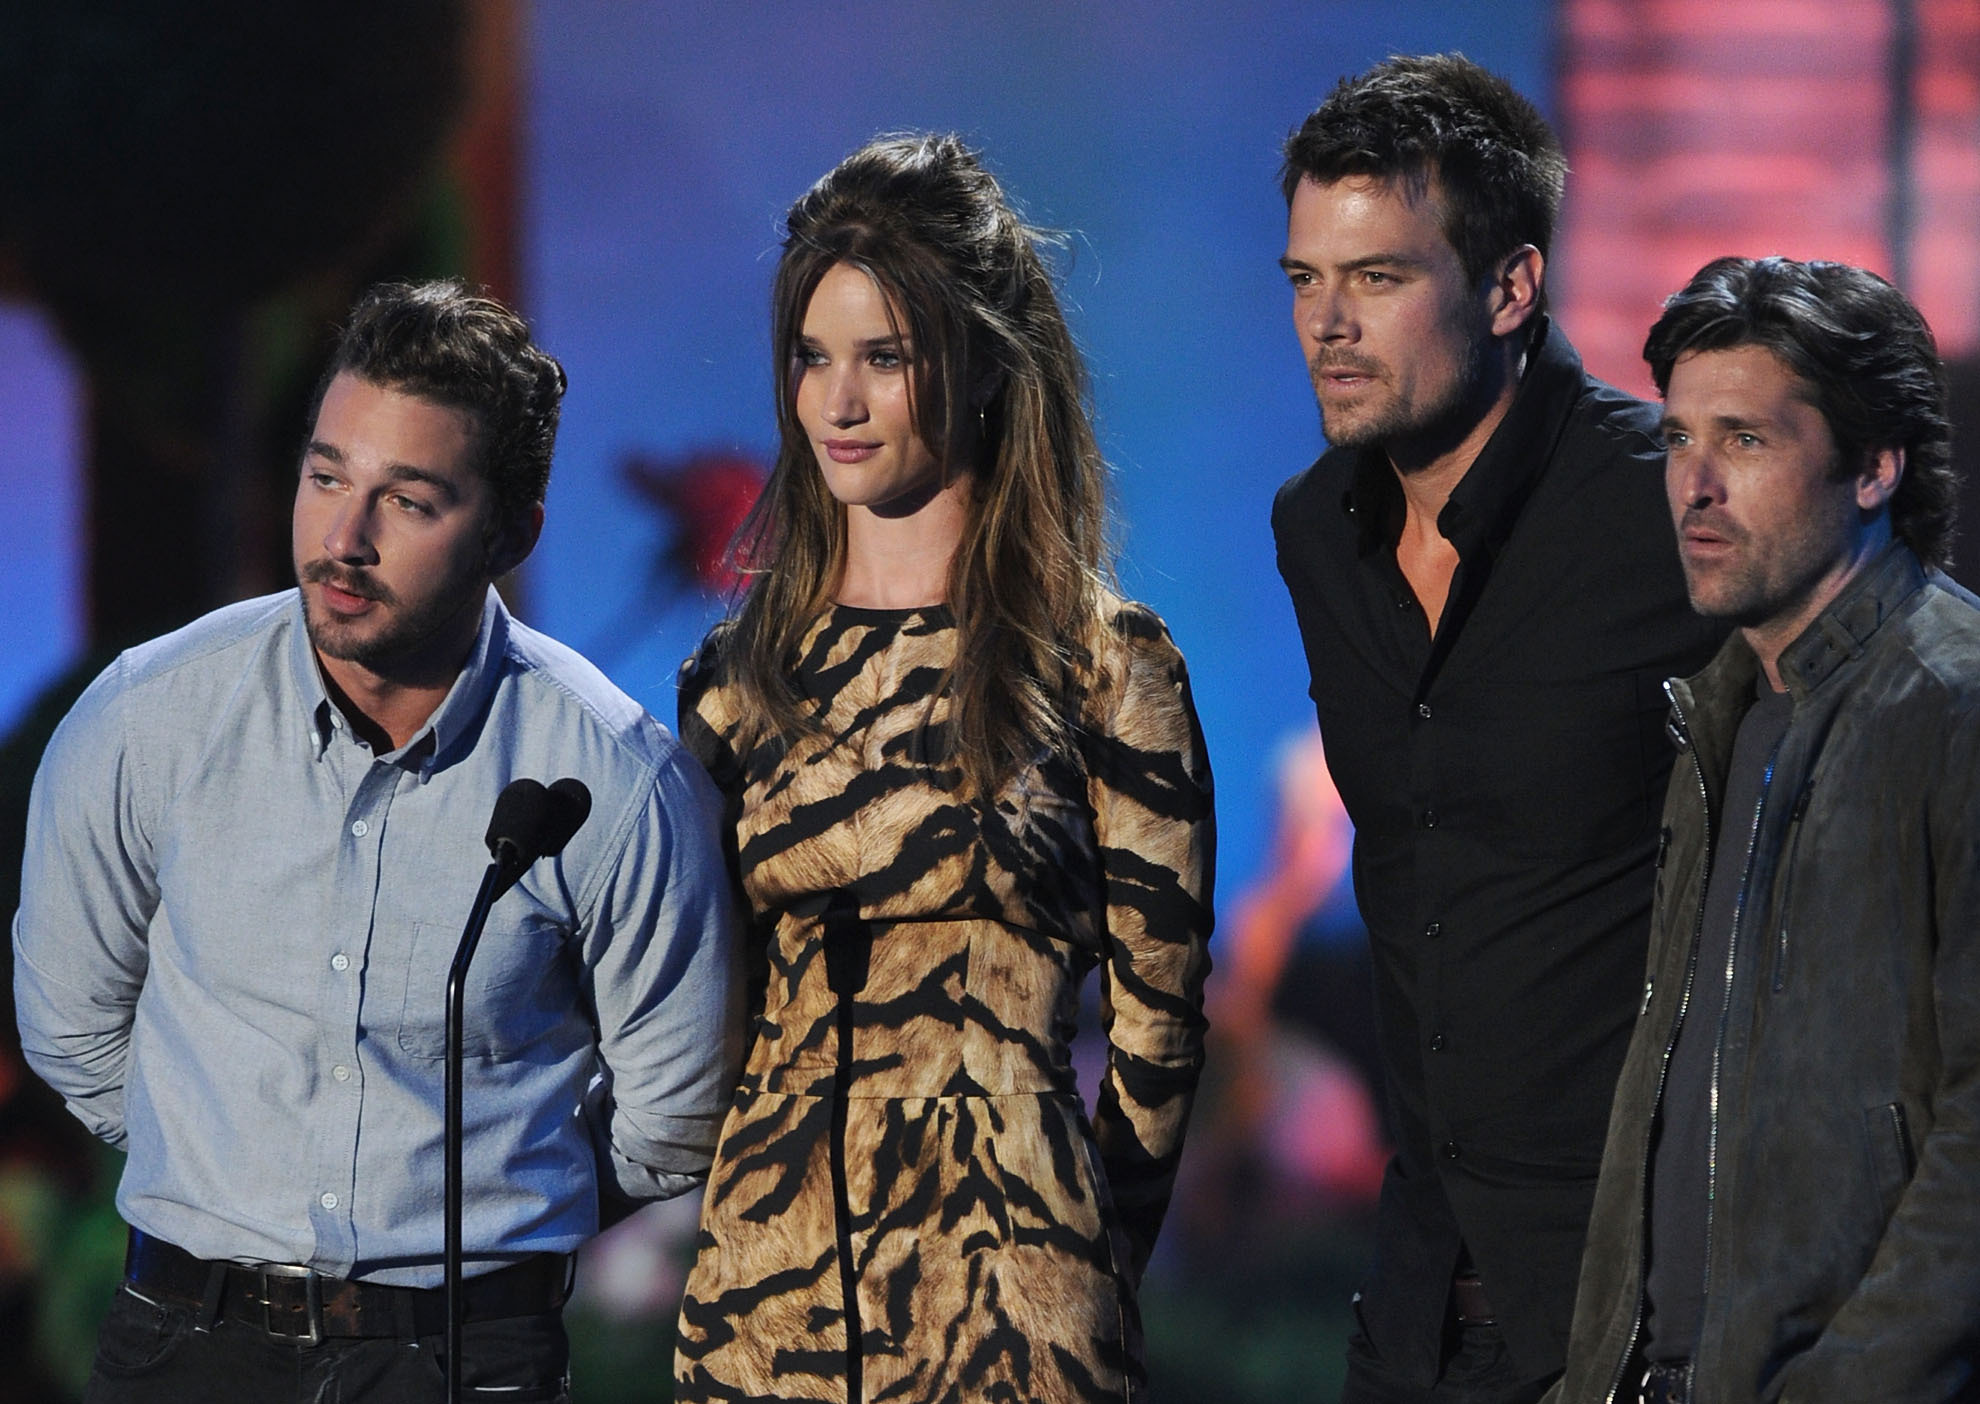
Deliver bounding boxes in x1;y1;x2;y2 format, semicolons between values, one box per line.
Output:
445;847;523;1404
444;777;587;1404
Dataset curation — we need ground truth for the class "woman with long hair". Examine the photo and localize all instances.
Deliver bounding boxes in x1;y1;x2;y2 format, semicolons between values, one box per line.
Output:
671;133;1214;1404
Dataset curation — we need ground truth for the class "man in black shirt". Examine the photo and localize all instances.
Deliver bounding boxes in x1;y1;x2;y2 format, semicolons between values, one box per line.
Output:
1270;55;1723;1402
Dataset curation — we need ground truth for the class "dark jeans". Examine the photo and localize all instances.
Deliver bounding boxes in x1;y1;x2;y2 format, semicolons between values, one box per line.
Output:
1343;1310;1556;1404
83;1282;571;1403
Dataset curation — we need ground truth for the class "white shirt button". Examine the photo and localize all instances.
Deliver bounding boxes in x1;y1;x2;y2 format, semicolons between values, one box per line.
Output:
332;1065;351;1083
350;819;369;837
320;1192;339;1210
330;953;350;972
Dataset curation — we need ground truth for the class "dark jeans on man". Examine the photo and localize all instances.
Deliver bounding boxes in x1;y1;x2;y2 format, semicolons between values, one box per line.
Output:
1343;1310;1556;1404
83;1282;571;1404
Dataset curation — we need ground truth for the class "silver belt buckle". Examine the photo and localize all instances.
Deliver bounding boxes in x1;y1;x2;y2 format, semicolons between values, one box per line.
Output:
256;1263;324;1346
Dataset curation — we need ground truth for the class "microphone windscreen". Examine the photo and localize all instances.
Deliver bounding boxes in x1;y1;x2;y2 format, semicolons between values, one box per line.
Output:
540;778;593;858
486;778;551;862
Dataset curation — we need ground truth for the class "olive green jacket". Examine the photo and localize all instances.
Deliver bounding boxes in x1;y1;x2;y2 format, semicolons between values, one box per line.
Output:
1549;544;1980;1404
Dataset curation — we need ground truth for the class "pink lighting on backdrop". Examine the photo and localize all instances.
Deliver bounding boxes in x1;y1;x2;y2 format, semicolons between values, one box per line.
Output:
1555;0;1980;396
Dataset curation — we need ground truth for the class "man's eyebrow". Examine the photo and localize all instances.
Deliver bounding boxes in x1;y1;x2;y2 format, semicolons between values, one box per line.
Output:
382;464;463;500
1339;252;1433;272
1662;412;1773;433
301;444;463;500
1277;252;1434;274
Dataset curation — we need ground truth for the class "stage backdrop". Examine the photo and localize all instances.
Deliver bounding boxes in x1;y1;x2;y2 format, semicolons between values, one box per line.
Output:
521;0;1552;903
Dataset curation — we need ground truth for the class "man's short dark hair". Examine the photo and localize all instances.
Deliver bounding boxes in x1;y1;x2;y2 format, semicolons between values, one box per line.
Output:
1280;53;1566;289
1645;256;1957;571
311;279;566;529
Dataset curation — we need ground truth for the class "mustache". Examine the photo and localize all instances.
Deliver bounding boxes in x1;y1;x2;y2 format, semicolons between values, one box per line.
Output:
300;559;396;605
1680;507;1745;545
1307;352;1385;378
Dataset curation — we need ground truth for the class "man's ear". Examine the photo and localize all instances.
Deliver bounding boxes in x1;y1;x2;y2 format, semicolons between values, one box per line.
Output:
1487;244;1544;340
1857;445;1905;513
489;502;545;579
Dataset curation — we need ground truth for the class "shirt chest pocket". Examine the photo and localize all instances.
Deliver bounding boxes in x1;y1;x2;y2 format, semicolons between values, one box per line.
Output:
396;917;577;1060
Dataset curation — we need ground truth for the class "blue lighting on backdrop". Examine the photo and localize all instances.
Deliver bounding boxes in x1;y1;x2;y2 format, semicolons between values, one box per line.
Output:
525;0;1553;904
0;2;1553;910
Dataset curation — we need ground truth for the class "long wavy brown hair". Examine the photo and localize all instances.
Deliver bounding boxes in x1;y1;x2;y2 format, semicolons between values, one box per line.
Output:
724;132;1109;798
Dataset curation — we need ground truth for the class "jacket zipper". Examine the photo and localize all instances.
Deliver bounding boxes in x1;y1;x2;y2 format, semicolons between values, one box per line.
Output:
1607;688;1790;1401
1605;691;1715;1404
1695;731;1786;1373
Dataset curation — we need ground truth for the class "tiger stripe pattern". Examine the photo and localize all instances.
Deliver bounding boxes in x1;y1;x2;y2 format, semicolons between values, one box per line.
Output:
672;595;1214;1404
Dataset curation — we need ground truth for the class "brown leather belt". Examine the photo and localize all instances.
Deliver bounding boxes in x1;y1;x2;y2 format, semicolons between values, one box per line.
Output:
1452;1270;1496;1325
124;1230;571;1346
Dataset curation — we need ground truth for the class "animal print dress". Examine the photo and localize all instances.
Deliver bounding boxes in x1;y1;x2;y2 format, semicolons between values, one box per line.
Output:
672;597;1214;1404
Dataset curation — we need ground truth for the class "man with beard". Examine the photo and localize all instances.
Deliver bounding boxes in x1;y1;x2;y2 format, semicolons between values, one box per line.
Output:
1270;56;1723;1403
13;281;743;1402
1551;258;1976;1404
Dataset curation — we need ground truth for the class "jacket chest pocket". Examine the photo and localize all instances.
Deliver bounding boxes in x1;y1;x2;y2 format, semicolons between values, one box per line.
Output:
1865;1100;1917;1222
1768;781;1815;994
396;918;576;1059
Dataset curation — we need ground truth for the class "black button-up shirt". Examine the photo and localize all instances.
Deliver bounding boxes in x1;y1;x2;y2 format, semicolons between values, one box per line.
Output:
1271;319;1725;1383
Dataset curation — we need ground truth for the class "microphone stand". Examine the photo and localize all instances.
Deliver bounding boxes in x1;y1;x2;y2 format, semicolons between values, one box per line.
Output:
445;847;524;1404
443;777;587;1404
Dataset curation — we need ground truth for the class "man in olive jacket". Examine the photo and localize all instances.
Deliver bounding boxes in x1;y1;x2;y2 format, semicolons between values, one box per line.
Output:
1550;256;1980;1404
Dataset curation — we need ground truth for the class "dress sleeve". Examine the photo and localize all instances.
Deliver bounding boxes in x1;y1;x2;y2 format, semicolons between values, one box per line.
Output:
674;626;770;1045
676;627;746;812
12;656;158;1149
1085;605;1215;1282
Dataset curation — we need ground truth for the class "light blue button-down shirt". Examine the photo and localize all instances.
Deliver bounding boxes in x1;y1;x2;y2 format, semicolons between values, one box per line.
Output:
13;588;744;1285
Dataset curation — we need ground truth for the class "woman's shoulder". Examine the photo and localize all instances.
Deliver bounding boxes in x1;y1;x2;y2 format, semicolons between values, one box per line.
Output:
1081;588;1194;718
1090;588;1188;669
677;618;742;718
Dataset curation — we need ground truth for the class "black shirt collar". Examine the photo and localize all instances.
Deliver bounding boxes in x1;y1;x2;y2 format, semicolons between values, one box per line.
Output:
1342;315;1585;562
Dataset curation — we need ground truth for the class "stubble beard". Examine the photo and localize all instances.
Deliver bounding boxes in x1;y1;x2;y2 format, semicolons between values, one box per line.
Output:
1309;321;1490;463
1678;504;1856;634
1679;448;1864;631
297;558;479;675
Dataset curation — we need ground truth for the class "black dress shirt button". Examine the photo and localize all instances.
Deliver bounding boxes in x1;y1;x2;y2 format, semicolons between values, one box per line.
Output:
1424;921;1442;938
1442;1141;1460;1160
1396;595;1414;610
1420;809;1438;829
1429;1034;1446;1052
1417;703;1432;720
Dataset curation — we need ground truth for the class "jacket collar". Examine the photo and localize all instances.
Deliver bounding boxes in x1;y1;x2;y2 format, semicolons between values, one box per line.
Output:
1342;315;1584;561
1775;540;1925;694
1668;541;1926;779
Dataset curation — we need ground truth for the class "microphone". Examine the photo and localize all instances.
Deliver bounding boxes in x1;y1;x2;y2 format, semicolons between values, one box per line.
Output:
483;778;592;898
541;778;592;860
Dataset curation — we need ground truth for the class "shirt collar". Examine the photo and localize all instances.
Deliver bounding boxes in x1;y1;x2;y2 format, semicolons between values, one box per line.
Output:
289;586;511;770
1341;315;1583;562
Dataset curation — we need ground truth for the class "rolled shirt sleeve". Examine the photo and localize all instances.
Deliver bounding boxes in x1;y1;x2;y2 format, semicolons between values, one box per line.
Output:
581;743;746;1200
